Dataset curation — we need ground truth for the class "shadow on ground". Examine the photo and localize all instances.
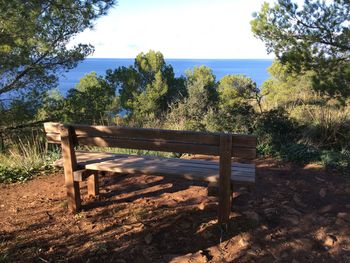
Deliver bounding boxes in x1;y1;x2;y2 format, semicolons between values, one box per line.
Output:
0;159;349;262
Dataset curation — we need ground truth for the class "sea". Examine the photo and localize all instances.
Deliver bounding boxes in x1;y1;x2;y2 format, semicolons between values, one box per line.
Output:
58;58;273;95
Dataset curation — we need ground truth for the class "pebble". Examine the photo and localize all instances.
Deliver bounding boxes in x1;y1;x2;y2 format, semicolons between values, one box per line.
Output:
324;235;337;247
337;212;350;222
319;188;327;198
243;211;260;223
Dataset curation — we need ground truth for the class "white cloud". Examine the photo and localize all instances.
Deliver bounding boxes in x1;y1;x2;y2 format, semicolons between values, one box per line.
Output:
68;0;280;59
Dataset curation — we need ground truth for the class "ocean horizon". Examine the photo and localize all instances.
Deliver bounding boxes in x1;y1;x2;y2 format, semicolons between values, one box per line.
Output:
58;58;273;94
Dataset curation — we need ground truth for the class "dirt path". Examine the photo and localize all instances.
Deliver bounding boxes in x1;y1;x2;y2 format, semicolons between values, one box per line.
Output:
0;159;349;263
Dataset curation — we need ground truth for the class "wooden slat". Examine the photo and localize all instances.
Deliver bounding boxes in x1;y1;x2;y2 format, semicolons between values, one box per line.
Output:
46;133;61;144
44;122;61;134
232;134;256;148
83;153;255;184
72;125;220;146
77;137;220;156
73;125;256;148
232;147;256;159
53;151;121;167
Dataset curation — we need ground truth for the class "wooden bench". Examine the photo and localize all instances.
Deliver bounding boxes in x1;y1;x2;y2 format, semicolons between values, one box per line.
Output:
44;122;256;224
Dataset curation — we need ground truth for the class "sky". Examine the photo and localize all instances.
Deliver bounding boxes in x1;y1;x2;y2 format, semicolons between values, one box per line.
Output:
68;0;293;59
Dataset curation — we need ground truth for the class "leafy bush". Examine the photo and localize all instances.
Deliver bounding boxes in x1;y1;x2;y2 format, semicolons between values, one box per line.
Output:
0;136;60;183
254;108;301;156
320;150;350;173
280;143;320;164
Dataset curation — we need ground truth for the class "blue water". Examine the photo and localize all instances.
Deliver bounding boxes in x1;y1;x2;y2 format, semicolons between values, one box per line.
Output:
59;58;273;94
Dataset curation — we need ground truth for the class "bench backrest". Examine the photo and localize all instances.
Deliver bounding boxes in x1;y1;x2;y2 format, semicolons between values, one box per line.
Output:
44;122;256;159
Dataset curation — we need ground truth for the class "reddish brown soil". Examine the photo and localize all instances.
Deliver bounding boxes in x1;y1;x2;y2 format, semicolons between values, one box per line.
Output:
0;159;350;263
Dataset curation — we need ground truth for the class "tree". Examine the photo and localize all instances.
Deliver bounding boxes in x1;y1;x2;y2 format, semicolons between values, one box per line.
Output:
0;0;115;101
64;72;118;124
106;50;186;121
206;75;258;133
217;75;259;109
251;0;350;98
165;66;217;131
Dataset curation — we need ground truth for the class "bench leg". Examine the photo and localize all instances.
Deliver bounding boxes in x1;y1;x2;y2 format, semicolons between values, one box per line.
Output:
218;134;232;225
87;172;99;197
66;179;81;212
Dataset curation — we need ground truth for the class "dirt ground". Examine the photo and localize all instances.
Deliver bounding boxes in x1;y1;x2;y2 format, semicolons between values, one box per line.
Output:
0;158;350;263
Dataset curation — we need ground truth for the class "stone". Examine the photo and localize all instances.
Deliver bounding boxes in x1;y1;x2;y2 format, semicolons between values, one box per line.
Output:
243;211;260;223
319;188;327;198
239;237;249;247
144;233;153;245
324;235;337;247
337;212;350;222
281;215;300;225
282;205;302;216
264;208;277;215
318;204;334;214
293;194;307;207
335;218;346;225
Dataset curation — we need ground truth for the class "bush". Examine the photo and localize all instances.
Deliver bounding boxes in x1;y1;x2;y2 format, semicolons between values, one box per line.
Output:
0;136;60;183
320;150;350;173
280;143;320;164
254;108;301;156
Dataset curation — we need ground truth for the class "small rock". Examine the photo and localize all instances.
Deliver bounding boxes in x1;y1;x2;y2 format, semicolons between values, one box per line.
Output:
243;211;260;223
319;204;334;214
239;237;249;247
281;215;299;225
319;188;327;198
144;233;153;245
264;208;277;215
324;235;337;247
282;205;302;216
293;194;307;207
335;218;346;225
198;202;206;210
337;212;350;222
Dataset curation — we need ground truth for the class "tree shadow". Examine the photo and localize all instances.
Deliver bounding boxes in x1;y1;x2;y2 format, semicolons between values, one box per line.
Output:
1;160;350;262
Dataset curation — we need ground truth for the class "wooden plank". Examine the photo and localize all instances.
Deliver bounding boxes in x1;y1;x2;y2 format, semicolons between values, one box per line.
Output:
218;134;232;225
73;169;96;182
84;157;255;182
77;137;220;156
73;124;256;148
72;125;220;145
232;135;256;148
46;133;61;144
87;172;99;197
60;125;81;212
44;122;61;134
83;155;255;175
53;151;121;167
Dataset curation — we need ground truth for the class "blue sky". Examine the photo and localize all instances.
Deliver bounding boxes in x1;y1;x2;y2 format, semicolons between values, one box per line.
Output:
68;0;295;59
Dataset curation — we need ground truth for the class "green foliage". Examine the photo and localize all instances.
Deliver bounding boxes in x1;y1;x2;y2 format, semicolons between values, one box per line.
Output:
106;50;186;123
320;149;350;173
280;143;320;164
254;108;301;156
64;72;118;124
164;66;217;131
252;0;350;98
0;136;60;183
0;0;115;98
218;75;259;108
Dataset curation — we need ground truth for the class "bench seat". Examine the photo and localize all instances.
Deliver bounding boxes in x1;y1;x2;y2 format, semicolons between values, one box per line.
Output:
54;151;255;184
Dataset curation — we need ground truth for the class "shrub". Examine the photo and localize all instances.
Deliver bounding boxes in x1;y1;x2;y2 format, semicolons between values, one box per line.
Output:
320;150;350;174
254;108;301;156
